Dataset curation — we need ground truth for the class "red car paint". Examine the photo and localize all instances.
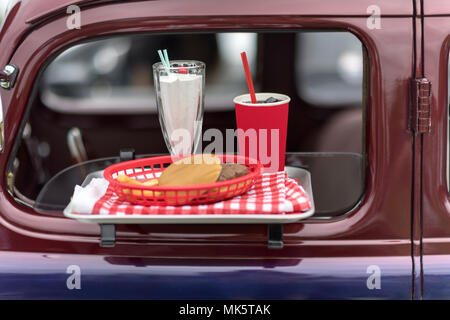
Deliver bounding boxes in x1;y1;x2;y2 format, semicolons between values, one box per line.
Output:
0;0;447;299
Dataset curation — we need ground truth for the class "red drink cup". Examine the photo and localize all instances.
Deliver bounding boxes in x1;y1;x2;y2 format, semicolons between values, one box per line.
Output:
234;93;290;173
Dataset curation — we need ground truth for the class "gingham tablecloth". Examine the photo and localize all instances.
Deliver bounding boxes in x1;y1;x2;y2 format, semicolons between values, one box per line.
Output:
71;171;311;216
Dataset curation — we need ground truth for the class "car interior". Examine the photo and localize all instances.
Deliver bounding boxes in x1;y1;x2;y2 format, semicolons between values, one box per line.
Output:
7;31;366;219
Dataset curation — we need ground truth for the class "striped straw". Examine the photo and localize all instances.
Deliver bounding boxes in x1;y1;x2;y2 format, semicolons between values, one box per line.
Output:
163;49;170;68
157;49;169;72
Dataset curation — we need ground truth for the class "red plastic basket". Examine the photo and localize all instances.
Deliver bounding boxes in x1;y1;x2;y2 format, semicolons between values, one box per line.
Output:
103;154;262;206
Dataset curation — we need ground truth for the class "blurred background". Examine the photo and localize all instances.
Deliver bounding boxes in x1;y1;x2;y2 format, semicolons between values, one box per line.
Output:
0;0;17;28
41;32;363;114
0;0;6;26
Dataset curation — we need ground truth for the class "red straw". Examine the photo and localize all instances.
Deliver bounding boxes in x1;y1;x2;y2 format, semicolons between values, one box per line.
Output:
240;52;257;104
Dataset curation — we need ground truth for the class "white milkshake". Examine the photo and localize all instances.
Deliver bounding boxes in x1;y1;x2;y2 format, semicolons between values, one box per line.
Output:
158;73;203;155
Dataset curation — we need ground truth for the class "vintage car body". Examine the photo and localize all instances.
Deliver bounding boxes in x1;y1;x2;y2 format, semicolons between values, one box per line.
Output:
0;0;448;299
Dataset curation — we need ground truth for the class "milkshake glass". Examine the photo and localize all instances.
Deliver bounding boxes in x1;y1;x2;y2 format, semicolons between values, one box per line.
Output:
153;60;205;156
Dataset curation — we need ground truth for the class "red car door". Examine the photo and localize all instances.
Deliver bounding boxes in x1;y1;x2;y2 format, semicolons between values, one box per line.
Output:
419;0;450;299
0;0;417;299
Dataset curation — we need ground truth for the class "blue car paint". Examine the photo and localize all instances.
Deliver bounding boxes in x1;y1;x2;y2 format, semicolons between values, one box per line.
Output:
0;252;412;299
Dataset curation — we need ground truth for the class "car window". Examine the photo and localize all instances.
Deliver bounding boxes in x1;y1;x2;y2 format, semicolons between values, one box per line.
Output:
296;32;363;107
10;31;366;219
41;33;258;114
0;1;7;27
0;0;20;33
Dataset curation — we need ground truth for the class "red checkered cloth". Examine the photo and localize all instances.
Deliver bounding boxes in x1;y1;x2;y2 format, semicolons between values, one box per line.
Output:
72;171;311;216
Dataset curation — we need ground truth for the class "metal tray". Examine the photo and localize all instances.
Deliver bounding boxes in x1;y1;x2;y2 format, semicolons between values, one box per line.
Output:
64;166;315;224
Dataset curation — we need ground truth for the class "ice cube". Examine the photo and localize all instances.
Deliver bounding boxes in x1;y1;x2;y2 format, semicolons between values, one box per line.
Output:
265;97;281;103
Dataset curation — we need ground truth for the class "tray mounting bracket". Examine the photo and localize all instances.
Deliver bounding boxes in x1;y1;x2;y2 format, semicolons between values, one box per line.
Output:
268;224;283;249
100;224;116;247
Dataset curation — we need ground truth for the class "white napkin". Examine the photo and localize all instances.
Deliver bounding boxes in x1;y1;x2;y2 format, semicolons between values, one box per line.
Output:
70;178;109;214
